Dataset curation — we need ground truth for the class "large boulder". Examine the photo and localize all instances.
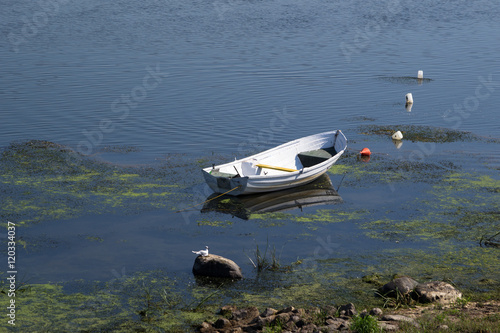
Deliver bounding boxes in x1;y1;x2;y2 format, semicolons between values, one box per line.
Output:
379;276;463;306
414;281;462;304
192;254;243;279
379;276;419;297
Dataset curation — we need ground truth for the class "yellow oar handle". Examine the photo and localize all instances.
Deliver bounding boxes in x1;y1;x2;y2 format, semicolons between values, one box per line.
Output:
255;164;298;172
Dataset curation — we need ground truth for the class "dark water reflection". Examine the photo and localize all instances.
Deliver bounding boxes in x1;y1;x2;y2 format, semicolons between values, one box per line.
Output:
201;174;342;219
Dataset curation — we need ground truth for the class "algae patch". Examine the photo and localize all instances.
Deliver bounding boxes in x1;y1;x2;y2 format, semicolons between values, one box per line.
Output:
248;209;368;229
359;124;498;143
197;218;233;227
377;76;434;85
361;170;499;243
0;270;218;332
0;140;189;225
328;150;449;187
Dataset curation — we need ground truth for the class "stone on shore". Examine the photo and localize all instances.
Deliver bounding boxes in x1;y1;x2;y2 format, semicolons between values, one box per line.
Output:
200;305;351;333
369;307;383;317
382;314;419;327
230;307;260;324
192;254;243;279
338;303;357;317
379;276;463;306
260;308;277;317
414;281;462;304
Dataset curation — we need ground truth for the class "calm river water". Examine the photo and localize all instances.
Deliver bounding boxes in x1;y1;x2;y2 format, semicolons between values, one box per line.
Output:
1;0;499;285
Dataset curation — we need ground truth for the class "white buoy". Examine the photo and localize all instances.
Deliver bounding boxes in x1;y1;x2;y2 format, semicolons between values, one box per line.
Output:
406;103;413;112
417;70;423;79
392;130;403;141
405;93;413;104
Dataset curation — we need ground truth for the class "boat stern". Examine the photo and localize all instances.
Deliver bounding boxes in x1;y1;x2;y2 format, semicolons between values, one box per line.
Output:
202;168;249;196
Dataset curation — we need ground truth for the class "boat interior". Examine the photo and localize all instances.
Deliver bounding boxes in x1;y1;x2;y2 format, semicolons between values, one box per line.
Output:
209;146;338;178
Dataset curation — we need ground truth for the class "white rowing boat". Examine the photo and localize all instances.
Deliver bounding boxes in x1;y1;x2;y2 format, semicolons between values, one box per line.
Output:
202;130;347;196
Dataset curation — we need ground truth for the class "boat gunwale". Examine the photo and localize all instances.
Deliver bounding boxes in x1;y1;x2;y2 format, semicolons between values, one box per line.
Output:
202;130;346;178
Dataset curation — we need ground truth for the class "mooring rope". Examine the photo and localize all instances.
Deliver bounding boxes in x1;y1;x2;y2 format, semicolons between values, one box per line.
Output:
175;185;242;213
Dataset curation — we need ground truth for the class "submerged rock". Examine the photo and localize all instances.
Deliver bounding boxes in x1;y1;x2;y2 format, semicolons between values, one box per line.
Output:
192;254;243;279
379;276;419;297
414;281;462;304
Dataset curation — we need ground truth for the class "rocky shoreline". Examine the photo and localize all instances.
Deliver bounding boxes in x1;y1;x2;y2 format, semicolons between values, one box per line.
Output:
199;303;389;332
194;275;498;332
198;300;500;333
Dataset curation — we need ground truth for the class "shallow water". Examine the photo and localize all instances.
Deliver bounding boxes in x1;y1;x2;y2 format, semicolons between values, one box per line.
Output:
1;0;499;325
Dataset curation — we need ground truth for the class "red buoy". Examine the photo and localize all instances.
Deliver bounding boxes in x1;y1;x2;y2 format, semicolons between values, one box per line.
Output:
360;148;371;156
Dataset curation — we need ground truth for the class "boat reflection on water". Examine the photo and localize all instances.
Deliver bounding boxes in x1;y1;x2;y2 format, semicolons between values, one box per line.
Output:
201;174;342;219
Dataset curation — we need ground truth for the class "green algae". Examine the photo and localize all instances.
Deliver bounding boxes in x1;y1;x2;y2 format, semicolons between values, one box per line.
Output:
101;145;142;153
0;282;127;331
0;140;187;225
197;218;233;227
437;173;500;193
81;234;104;242
0;270;219;332
248;209;369;228
294;209;369;224
377;76;434;85
359;124;499;143
328;152;448;188
360;170;499;243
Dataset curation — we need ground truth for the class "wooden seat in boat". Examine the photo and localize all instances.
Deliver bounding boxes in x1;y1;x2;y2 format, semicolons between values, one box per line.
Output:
297;147;337;168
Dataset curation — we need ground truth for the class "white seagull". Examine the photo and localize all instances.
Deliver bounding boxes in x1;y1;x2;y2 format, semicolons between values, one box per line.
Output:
192;246;209;256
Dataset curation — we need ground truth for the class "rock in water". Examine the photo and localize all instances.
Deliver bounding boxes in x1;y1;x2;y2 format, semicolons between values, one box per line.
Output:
192;254;243;279
414;281;462;304
379;276;419;297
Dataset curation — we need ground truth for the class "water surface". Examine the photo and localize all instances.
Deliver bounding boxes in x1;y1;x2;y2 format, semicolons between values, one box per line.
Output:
1;0;499;310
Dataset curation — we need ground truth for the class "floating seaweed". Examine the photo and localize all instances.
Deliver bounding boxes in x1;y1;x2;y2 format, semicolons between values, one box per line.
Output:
359;124;499;143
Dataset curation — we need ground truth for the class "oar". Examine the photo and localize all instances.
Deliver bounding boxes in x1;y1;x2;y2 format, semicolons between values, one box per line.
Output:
255;164;298;172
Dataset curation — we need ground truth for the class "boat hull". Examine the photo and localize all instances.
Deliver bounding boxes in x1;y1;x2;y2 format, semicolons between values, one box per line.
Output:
202;130;347;196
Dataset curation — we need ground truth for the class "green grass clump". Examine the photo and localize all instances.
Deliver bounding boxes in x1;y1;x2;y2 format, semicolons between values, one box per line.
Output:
399;309;500;333
250;240;282;272
248;239;302;273
350;314;381;333
263;318;284;333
